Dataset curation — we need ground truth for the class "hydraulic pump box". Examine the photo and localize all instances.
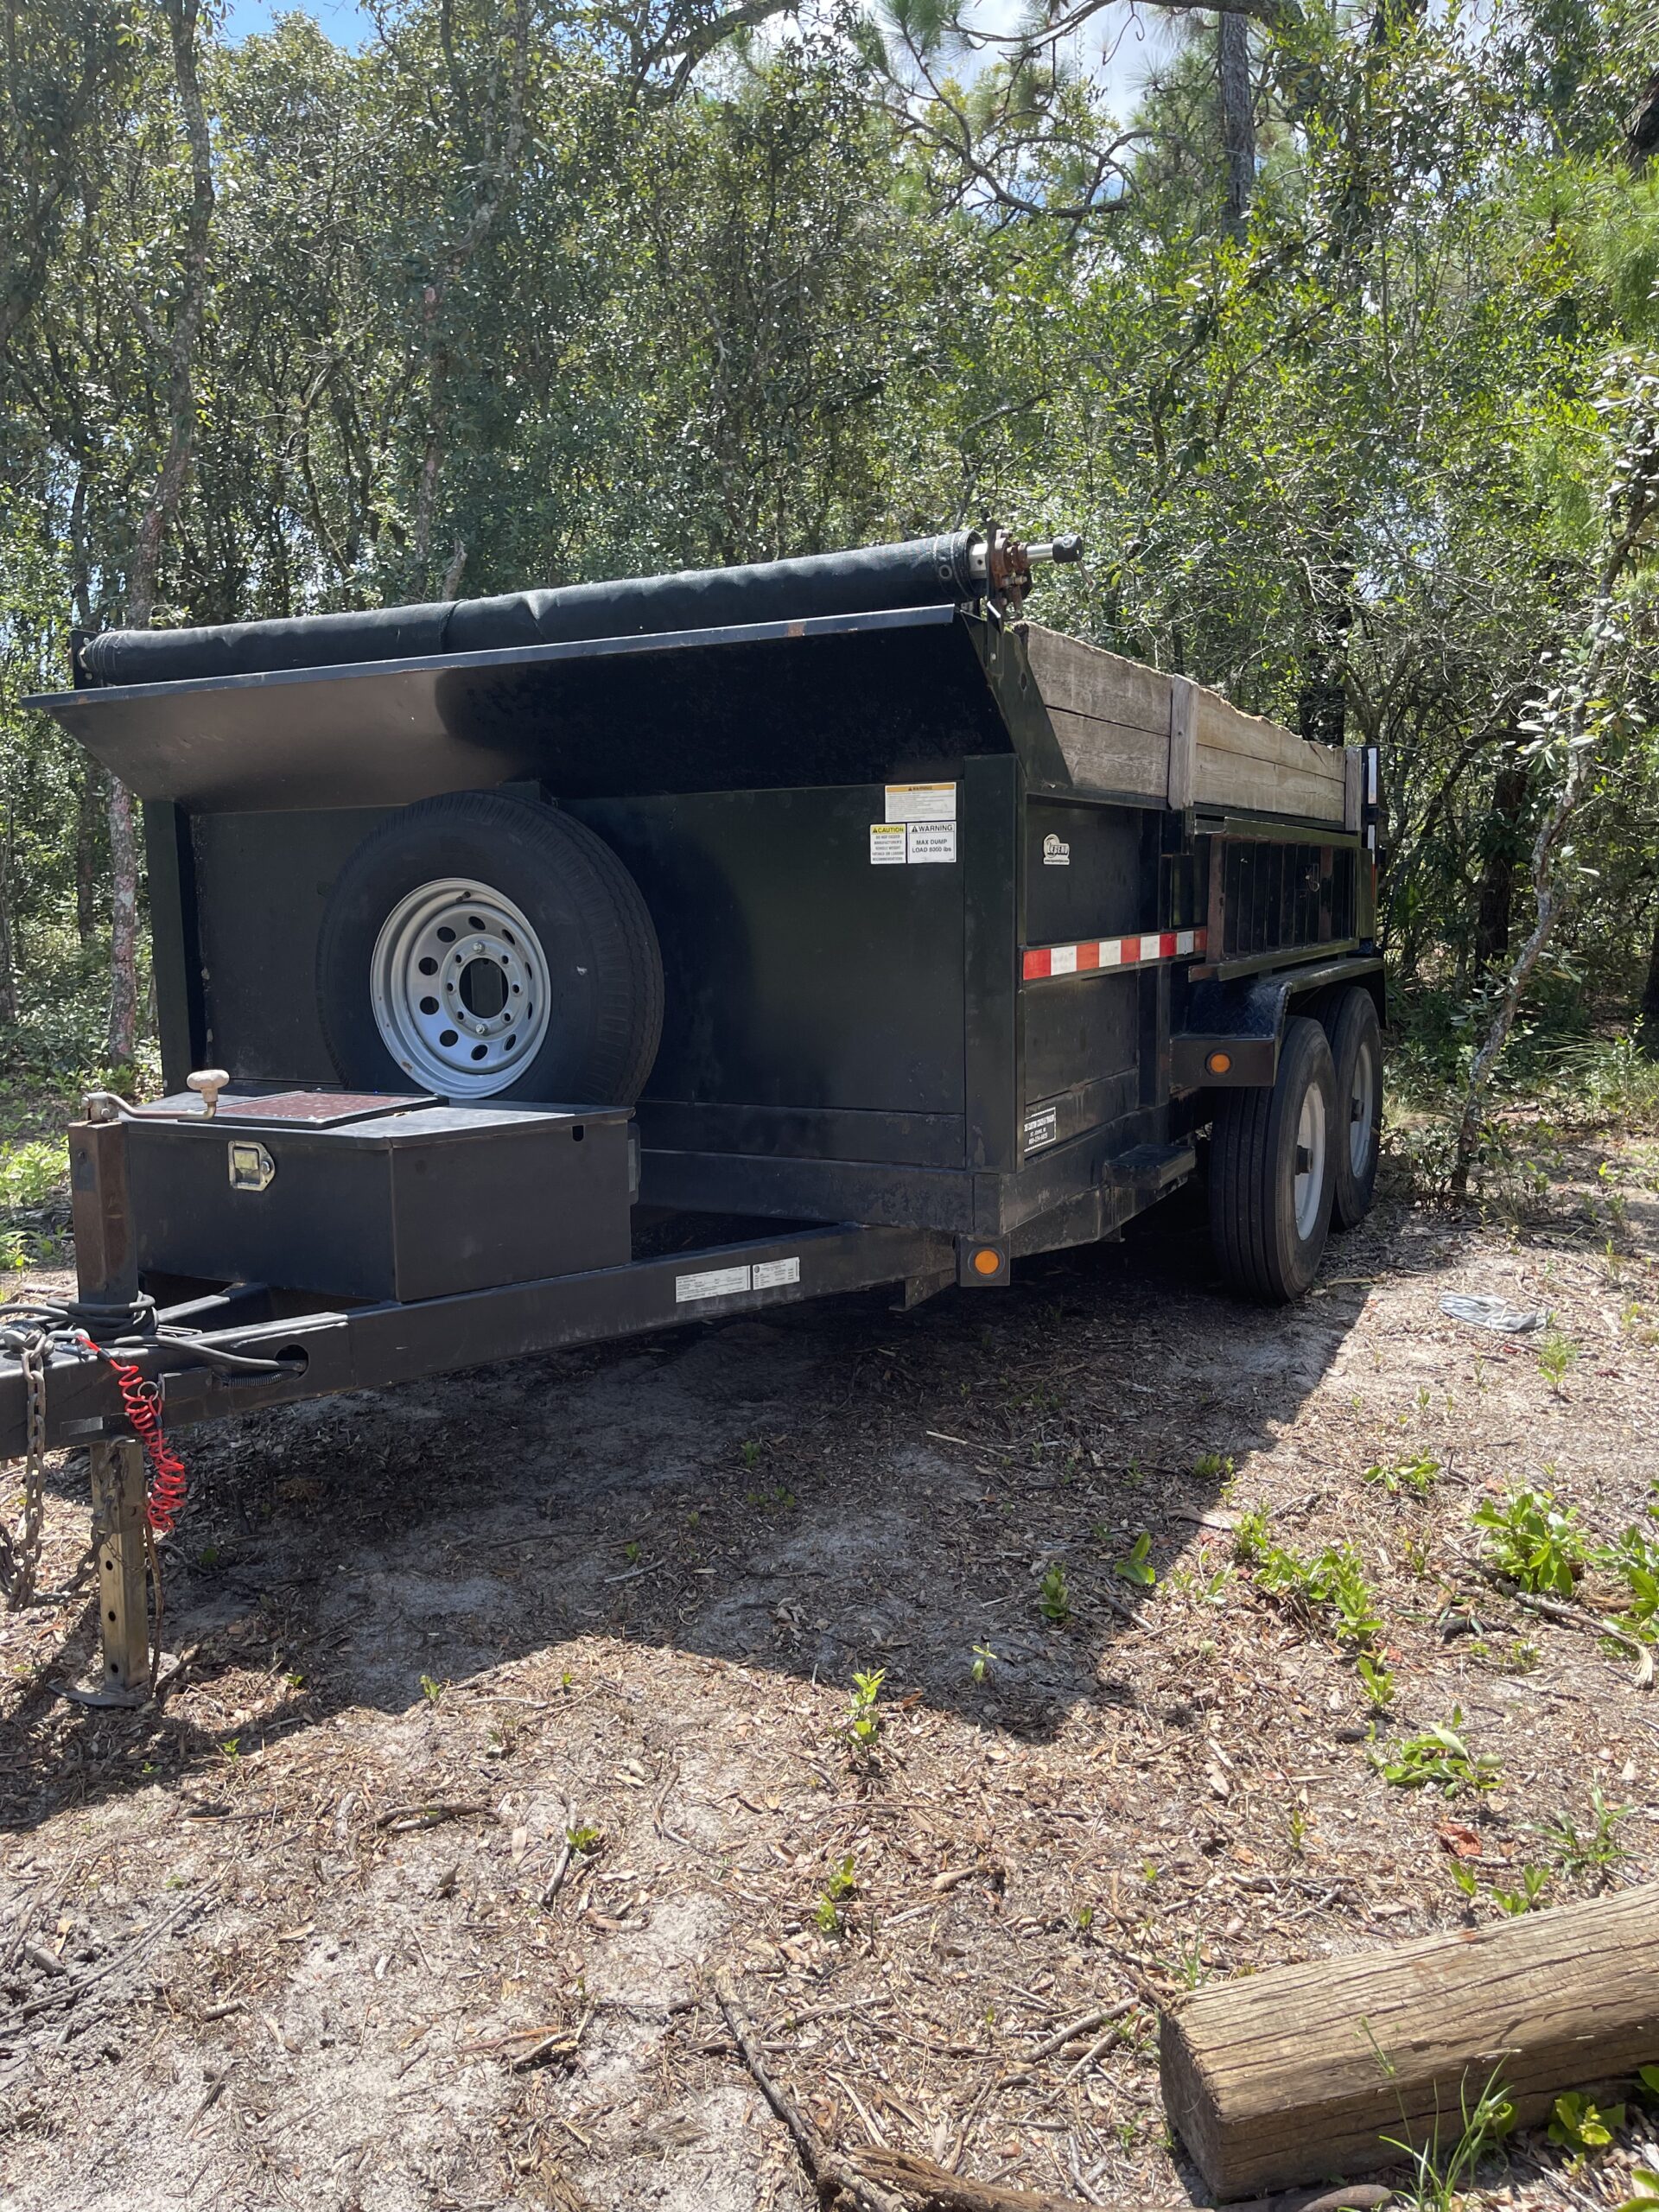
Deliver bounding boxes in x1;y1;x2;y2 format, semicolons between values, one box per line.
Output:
124;1093;633;1303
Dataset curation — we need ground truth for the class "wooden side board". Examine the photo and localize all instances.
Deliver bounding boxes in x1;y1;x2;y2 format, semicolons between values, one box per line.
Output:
1160;1880;1659;2199
1020;625;1346;824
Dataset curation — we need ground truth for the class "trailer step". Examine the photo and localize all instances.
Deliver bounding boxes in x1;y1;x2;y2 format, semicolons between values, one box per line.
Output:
1113;1142;1197;1192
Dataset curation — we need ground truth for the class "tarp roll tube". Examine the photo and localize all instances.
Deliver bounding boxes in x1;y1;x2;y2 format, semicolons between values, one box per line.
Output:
79;533;988;689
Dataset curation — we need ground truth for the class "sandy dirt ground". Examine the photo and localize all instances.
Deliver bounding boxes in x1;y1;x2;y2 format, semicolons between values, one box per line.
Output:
2;1139;1656;2212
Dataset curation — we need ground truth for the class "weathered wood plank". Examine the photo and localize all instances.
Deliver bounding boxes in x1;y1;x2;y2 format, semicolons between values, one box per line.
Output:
1023;623;1346;822
1022;626;1173;738
1168;677;1198;811
1193;747;1346;823
1043;705;1169;804
1160;1881;1659;2200
1193;692;1344;780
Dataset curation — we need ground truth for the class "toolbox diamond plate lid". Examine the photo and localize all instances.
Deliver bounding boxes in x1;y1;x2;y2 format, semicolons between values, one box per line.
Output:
145;1089;434;1127
138;1090;630;1142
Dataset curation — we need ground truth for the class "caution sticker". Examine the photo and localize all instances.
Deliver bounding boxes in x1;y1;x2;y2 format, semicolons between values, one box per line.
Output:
885;782;957;823
906;821;957;864
869;823;907;866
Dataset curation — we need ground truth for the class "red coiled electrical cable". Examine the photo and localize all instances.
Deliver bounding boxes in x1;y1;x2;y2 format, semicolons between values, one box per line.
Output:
104;1356;188;1536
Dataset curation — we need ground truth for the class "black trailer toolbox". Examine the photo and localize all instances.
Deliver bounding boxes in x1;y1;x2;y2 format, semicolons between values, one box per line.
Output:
124;1093;633;1302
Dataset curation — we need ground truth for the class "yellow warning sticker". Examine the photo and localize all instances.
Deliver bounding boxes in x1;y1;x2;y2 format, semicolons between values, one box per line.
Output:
869;823;907;865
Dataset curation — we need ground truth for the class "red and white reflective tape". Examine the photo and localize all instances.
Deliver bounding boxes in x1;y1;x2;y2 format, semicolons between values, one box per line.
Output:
1021;926;1206;982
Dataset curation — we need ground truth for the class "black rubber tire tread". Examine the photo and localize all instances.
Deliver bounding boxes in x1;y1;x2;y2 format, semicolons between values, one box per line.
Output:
1208;1015;1337;1305
316;791;663;1105
1325;986;1383;1231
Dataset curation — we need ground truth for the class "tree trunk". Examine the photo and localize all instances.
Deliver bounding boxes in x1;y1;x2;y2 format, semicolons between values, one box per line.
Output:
76;759;101;944
105;786;139;1065
1473;742;1528;975
1452;381;1659;1196
107;0;214;1069
0;812;20;1027
1639;902;1659;1052
1218;12;1255;240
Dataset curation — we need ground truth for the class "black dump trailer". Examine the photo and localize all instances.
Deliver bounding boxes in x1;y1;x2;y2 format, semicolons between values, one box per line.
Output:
5;527;1382;1695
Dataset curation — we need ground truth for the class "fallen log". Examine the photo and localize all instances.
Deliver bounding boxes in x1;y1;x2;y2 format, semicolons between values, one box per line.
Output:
1160;1881;1659;2199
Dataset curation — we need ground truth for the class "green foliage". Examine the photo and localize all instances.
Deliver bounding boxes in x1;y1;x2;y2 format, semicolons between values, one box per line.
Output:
1536;1332;1580;1395
1114;1533;1156;1589
1471;1487;1589;1594
1356;1654;1395;1710
1038;1562;1071;1623
815;1851;858;1934
1364;1454;1441;1499
1534;1785;1630;1878
1489;1865;1551;1915
1599;1526;1659;1629
565;1821;603;1856
1374;1711;1502;1796
1615;2170;1659;2212
841;1668;885;1754
1549;2092;1624;2152
1382;2065;1516;2212
1235;1510;1381;1649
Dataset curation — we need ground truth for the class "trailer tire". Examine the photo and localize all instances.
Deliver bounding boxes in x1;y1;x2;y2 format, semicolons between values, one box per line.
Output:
1324;987;1382;1230
1208;1015;1337;1304
316;791;663;1105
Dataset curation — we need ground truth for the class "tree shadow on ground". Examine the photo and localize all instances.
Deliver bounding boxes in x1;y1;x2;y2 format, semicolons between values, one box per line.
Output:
1;1183;1387;1831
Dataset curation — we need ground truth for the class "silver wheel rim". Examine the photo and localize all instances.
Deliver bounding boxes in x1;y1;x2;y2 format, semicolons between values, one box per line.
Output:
1293;1081;1327;1242
370;877;550;1096
1349;1040;1376;1177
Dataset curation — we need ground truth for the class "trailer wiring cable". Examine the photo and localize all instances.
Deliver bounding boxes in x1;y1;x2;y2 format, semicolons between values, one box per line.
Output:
0;1297;303;1602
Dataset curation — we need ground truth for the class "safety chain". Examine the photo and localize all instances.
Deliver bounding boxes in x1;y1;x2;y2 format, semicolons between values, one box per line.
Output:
1;1299;298;1613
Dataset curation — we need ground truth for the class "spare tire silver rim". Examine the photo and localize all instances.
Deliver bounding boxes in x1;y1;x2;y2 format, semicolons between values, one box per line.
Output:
1293;1082;1327;1242
370;878;551;1096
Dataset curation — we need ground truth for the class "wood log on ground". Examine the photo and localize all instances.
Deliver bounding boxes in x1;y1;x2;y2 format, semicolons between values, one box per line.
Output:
1160;1881;1659;2199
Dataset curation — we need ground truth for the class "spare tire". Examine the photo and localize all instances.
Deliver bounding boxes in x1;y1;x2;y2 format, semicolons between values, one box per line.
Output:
316;791;663;1104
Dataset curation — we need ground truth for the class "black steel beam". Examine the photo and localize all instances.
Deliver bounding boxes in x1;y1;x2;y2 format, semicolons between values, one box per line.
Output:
0;1222;949;1459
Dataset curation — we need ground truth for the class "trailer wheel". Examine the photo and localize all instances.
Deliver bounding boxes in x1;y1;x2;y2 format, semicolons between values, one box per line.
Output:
316;791;663;1104
1323;987;1382;1230
1208;1015;1337;1303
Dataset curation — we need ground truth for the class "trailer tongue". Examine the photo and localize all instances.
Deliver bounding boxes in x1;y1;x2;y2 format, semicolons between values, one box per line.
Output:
7;525;1383;1701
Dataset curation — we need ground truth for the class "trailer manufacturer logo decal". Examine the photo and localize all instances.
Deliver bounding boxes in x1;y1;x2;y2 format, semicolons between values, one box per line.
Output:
676;1256;802;1303
1042;834;1070;867
885;782;957;823
1021;927;1206;982
1023;1106;1059;1153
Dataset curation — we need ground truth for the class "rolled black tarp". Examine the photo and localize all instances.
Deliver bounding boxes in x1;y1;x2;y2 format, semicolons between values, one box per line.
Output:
79;532;988;688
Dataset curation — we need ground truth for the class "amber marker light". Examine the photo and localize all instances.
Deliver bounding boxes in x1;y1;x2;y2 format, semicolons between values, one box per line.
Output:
1207;1050;1233;1075
972;1248;1002;1276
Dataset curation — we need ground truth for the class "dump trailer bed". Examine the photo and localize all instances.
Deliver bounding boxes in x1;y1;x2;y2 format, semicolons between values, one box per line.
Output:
10;528;1384;1699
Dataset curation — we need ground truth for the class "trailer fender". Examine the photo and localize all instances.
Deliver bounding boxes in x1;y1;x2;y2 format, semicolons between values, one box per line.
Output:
1173;957;1383;1090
